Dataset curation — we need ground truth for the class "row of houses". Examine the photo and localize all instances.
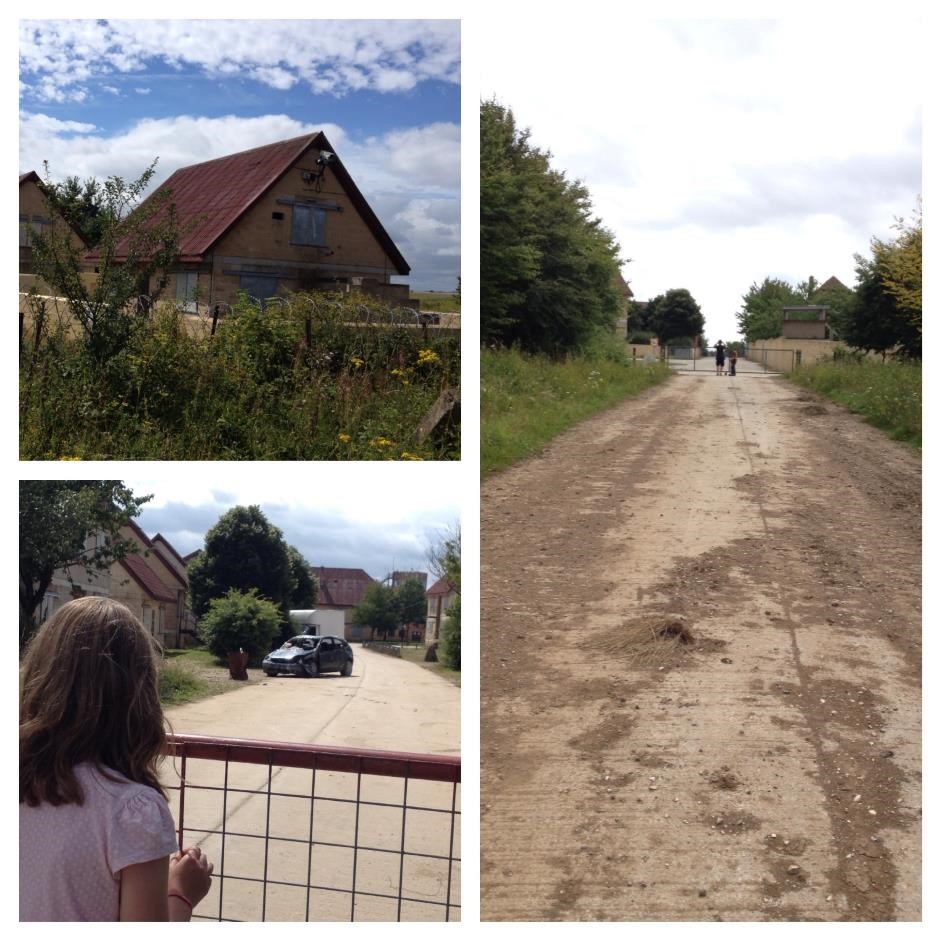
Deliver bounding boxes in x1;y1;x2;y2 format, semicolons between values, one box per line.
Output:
41;534;457;650
20;132;411;308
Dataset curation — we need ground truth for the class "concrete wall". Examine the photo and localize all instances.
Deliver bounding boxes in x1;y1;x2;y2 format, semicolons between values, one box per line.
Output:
746;337;881;373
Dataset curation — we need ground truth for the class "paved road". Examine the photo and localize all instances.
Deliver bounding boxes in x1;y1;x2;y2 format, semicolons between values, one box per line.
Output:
162;646;460;921
481;370;920;921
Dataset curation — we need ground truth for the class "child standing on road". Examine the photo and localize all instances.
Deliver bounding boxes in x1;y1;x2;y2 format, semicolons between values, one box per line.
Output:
20;597;213;921
729;349;738;376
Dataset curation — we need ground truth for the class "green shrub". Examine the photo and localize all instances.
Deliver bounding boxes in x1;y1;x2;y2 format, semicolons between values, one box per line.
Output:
440;599;461;671
197;589;283;660
19;290;459;460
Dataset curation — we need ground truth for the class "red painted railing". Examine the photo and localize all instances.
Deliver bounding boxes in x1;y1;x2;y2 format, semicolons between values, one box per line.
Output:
164;733;460;922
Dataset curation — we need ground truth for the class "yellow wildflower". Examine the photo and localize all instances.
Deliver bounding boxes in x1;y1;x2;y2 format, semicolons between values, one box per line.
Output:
58;456;82;461
350;356;365;368
399;452;424;461
417;348;439;365
370;437;395;448
337;433;352;443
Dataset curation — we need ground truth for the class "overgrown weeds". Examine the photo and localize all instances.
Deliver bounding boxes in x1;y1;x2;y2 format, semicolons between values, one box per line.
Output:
19;291;459;460
481;332;671;477
788;359;920;447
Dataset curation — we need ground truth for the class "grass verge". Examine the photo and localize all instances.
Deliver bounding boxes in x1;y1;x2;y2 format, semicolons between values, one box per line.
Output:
399;644;461;687
481;334;672;477
160;647;264;706
787;359;921;447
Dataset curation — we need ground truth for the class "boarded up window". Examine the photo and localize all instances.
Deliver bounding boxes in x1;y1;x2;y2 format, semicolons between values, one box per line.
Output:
291;204;326;246
176;271;198;312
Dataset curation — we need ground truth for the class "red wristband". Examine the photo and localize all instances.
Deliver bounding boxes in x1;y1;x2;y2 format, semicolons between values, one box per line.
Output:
168;891;193;908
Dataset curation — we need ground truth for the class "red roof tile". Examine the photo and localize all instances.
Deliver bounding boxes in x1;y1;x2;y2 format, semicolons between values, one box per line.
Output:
119;554;176;603
426;577;457;597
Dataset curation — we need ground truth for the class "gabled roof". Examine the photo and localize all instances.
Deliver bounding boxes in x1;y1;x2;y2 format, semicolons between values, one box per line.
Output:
152;534;189;570
99;133;409;273
819;275;849;292
118;554;176;603
427;577;457;597
20;171;42;187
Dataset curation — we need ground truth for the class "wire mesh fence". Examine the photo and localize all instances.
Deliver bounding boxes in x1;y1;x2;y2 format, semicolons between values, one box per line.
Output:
164;733;461;922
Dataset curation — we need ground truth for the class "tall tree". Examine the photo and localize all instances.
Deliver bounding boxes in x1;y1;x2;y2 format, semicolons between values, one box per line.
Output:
481;99;624;356
19;481;152;645
736;277;802;341
842;205;921;359
286;546;317;609
353;582;400;641
187;506;294;621
648;288;705;343
395;578;428;633
45;175;110;246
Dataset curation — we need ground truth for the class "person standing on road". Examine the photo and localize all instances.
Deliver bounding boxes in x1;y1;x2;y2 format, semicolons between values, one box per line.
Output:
715;340;726;375
729;348;738;376
19;597;214;921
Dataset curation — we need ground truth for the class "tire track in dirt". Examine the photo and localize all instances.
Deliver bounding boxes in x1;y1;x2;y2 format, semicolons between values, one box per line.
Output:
480;372;920;922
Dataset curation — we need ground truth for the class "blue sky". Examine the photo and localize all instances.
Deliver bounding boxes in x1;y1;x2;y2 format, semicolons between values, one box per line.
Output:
19;18;461;290
121;465;461;581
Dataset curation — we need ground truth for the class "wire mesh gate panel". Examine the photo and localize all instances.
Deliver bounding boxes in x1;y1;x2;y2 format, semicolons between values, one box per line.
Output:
164;734;461;922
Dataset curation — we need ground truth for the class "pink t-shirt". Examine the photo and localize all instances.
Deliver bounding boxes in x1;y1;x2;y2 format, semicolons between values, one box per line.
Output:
20;762;178;921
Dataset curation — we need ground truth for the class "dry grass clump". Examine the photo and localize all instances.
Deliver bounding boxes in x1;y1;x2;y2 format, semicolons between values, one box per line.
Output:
599;615;695;668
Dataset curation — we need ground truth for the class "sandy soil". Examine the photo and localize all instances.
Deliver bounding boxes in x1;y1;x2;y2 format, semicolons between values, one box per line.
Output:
480;370;920;922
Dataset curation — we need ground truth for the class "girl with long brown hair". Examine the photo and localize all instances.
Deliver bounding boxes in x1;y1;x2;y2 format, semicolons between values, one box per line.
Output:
20;597;213;921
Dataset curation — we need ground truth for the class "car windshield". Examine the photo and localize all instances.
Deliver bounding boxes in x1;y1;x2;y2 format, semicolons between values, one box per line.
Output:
282;636;317;650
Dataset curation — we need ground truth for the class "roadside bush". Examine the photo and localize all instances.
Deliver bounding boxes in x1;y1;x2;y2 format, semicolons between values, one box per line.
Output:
19;290;459;460
197;589;282;660
440;599;461;671
789;359;920;446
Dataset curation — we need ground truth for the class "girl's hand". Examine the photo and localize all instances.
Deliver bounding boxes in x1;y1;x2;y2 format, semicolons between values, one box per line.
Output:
169;846;214;907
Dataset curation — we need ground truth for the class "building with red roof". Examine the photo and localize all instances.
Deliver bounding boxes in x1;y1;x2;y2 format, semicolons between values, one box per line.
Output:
91;133;410;309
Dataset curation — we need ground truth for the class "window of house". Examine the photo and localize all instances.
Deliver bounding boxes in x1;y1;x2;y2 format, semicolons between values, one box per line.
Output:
239;274;278;302
176;271;198;312
291;204;326;246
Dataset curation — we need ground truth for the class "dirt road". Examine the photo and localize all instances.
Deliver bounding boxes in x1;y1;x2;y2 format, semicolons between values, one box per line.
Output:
162;646;460;921
480;370;920;921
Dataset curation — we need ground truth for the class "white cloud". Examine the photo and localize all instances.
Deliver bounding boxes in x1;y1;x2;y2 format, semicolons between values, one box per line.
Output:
134;87;151;96
19;19;460;102
484;14;922;339
19;112;460;290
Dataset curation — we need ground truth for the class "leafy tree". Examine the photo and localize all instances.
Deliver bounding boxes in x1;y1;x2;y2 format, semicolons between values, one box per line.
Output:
736;277;802;341
197;589;282;660
842;205;921;359
353;582;400;640
427;524;460;669
30;160;184;362
441;598;461;671
45;175;110;246
481;99;624;356
188;506;294;622
809;280;855;340
286;546;317;609
19;481;152;645
395;578;428;633
648;288;705;343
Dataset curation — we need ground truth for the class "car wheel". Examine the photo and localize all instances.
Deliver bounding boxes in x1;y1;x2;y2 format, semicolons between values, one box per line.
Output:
264;670;277;677
341;660;352;677
304;659;320;678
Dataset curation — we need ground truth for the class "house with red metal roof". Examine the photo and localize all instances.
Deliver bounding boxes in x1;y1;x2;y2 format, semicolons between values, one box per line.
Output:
95;133;410;309
311;565;377;640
